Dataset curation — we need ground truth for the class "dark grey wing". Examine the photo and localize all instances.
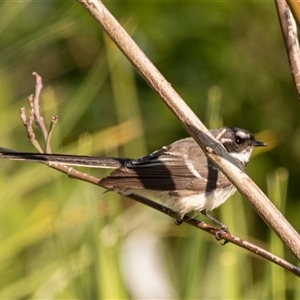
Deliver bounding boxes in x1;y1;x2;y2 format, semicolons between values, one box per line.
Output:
99;137;231;193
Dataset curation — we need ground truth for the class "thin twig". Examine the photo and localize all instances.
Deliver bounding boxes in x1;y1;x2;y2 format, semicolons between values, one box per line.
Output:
76;0;300;261
21;74;59;154
46;115;58;153
32;72;48;143
20;105;44;153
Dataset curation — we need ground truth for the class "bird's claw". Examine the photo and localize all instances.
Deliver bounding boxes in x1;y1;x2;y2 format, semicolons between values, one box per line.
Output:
215;224;230;245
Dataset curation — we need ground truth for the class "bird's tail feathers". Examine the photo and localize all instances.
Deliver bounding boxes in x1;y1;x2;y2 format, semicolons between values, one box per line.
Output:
0;148;126;169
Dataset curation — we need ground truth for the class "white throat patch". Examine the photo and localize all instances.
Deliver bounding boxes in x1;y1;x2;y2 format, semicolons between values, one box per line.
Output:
230;149;253;165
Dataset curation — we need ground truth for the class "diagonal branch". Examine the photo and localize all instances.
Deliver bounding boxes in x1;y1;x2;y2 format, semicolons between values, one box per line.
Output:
76;0;300;261
275;0;300;105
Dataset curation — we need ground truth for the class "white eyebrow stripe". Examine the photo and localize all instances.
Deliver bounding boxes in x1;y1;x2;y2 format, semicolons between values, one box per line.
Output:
236;131;249;139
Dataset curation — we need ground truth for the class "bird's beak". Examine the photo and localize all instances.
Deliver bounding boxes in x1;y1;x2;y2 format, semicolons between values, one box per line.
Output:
254;140;266;147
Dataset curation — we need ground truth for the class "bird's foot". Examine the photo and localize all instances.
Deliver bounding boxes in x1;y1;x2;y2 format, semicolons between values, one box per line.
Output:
201;211;230;245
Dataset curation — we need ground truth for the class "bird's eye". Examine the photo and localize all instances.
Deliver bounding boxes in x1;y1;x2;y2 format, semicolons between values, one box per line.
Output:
235;137;243;145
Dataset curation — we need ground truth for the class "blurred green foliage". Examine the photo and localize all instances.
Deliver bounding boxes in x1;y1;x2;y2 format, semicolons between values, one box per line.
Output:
0;1;299;299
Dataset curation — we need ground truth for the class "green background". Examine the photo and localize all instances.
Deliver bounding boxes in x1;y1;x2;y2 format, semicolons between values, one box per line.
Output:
0;1;299;299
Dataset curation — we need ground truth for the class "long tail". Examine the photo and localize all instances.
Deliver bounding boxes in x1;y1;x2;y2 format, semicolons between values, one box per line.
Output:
0;147;126;169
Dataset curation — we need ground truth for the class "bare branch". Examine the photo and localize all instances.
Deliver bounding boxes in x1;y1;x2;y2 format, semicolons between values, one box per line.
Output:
76;0;300;261
275;0;300;104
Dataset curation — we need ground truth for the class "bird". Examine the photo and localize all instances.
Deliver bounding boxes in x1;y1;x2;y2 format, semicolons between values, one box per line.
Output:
0;126;265;227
